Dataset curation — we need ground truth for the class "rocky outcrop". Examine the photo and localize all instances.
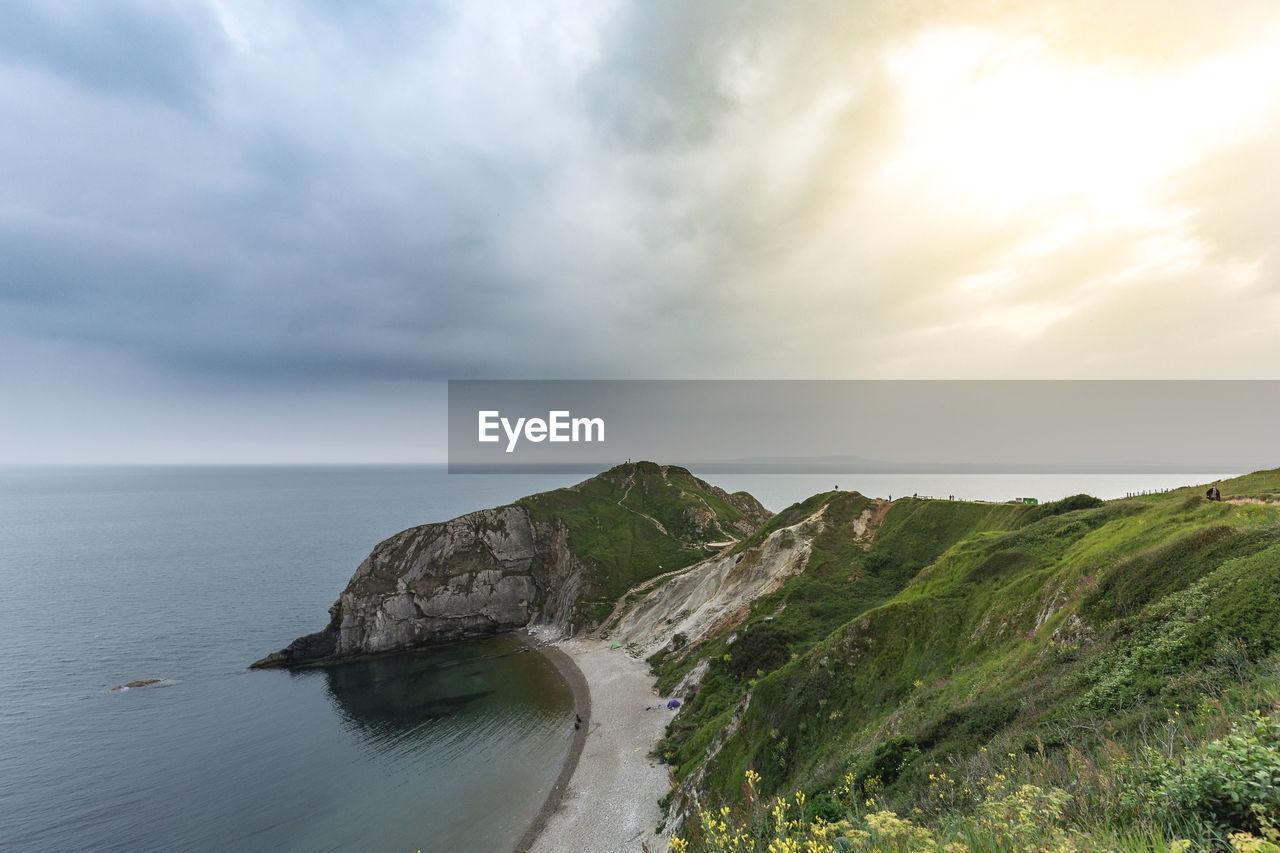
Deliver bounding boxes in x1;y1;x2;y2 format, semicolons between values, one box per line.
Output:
252;504;583;667
252;462;774;669
109;679;164;691
609;506;827;658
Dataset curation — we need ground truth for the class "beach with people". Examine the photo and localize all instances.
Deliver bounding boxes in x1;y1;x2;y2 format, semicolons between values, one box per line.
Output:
523;637;674;853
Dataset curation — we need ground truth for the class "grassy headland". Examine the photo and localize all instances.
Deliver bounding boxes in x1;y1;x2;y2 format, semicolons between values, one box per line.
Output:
652;470;1280;851
521;461;770;624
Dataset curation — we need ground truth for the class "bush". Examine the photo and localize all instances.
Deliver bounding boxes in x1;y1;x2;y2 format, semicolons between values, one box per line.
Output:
1019;493;1105;525
727;623;794;681
1138;711;1280;836
854;736;920;792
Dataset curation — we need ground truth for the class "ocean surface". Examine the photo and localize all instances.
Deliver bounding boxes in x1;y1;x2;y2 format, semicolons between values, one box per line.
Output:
0;466;580;853
0;465;1238;852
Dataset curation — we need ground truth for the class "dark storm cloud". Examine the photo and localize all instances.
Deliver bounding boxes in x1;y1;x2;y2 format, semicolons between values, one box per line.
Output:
0;0;606;391
0;187;538;386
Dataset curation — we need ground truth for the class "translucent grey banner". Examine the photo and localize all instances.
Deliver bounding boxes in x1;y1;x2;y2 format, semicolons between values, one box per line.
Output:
447;380;1279;474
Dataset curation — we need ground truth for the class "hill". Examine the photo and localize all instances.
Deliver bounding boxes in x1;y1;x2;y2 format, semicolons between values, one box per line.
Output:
252;462;769;667
250;459;1280;848
634;470;1280;851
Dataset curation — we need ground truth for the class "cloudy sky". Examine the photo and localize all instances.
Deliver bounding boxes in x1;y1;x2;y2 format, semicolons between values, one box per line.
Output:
3;1;1279;463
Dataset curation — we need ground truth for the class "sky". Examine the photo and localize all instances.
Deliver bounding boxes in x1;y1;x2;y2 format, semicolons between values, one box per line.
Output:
2;1;1279;463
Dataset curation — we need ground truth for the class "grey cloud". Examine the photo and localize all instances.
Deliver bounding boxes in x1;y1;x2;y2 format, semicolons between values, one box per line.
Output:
582;0;753;149
0;205;547;387
0;0;224;110
4;1;1280;462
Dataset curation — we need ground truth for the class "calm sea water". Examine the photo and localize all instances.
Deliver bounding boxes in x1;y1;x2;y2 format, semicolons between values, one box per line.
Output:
0;466;579;853
0;465;1233;852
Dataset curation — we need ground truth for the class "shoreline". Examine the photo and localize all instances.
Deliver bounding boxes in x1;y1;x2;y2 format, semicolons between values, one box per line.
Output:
521;636;675;853
515;632;592;853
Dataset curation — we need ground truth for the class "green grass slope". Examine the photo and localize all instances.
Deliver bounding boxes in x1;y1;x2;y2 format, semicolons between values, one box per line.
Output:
521;461;771;623
664;469;1280;850
655;493;1026;787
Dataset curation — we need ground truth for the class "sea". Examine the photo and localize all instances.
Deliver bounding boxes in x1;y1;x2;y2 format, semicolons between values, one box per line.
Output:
0;466;1237;852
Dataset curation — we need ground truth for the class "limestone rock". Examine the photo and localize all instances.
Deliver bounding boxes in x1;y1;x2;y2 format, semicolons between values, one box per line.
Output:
610;506;826;658
251;462;771;668
252;505;582;667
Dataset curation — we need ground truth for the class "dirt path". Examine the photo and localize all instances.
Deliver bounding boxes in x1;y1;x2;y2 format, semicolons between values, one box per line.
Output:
688;490;733;541
860;499;892;549
617;470;671;536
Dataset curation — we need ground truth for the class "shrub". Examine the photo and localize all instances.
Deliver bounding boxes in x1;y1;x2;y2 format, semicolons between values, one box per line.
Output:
1137;711;1280;836
1019;494;1105;525
727;623;795;681
854;736;920;793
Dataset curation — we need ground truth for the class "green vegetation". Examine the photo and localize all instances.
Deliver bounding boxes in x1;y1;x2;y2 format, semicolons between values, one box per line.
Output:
652;469;1280;852
653;493;1026;785
672;687;1280;852
519;461;769;623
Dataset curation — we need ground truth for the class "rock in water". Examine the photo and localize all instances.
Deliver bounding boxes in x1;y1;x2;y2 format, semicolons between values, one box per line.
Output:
110;679;162;691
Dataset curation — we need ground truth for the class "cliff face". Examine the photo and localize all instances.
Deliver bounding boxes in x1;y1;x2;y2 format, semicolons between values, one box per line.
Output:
609;504;832;660
252;462;771;668
252;505;582;667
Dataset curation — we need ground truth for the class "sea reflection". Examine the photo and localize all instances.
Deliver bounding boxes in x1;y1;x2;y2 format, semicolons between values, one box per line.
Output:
292;635;569;758
322;655;492;738
261;633;573;853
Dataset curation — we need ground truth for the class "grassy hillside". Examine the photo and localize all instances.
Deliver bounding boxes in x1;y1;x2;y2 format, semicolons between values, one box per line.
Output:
661;470;1280;851
521;461;770;622
654;493;1026;787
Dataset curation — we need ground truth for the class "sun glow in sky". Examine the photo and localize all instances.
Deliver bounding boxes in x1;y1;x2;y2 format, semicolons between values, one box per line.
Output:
839;18;1280;360
883;24;1280;220
3;2;1280;461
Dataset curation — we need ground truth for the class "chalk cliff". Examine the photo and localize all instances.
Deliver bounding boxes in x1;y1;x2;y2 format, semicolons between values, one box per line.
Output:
608;502;834;660
252;462;770;667
252;505;583;667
